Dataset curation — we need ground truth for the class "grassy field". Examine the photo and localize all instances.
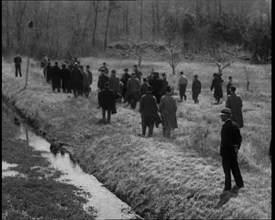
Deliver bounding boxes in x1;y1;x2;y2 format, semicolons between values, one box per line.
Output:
2;56;271;219
2;102;96;220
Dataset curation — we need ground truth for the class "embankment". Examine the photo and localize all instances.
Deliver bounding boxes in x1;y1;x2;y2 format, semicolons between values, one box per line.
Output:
2;57;271;219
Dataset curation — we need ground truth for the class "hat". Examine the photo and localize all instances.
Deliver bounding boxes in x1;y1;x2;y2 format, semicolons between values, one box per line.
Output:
166;86;172;93
124;68;128;72
111;69;116;74
133;64;137;68
219;108;232;116
86;65;90;69
194;74;198;78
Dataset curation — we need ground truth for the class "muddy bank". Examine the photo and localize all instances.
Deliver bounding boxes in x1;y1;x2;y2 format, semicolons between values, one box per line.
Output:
2;58;271;219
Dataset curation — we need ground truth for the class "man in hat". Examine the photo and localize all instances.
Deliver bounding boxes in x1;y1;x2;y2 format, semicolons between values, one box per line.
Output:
219;107;244;191
109;69;121;101
192;75;201;104
51;62;61;92
226;76;233;96
14;54;22;77
149;72;162;104
178;71;188;102
121;68;131;103
139;86;159;137
211;73;224;104
60;63;71;93
225;87;243;128
160;73;169;98
71;62;84;97
99;82;116;123
127;73;140;109
98;62;109;74
133;64;143;82
46;61;52;83
159;86;178;138
97;69;109;107
140;78;150;97
86;65;93;86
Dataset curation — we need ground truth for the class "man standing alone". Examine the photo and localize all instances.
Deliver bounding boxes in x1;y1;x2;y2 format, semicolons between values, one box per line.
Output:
14;55;22;77
219;108;244;192
178;71;188;101
191;75;201;104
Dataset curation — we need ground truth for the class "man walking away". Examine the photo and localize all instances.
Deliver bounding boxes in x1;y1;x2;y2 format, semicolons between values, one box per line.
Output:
97;69;109;107
160;73;169;98
60;64;71;93
99;82;116;124
219;108;244;192
139;86;158;137
140;78;149;97
14;55;22;77
225;87;243;128
86;65;93;86
98;62;109;74
211;73;223;104
226;76;233;96
46;62;52;84
71;63;84;97
121;68;131;103
178;71;188;101
51;62;61;93
81;65;91;98
133;64;143;82
40;54;48;77
127;73;140;109
159;86;178;138
192;75;201;104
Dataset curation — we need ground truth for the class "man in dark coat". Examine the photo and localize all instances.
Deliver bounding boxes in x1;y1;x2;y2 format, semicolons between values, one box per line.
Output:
219;107;244;191
211;73;223;104
71;63;84;97
225;87;243;128
192;75;201;103
51;62;61;92
60;64;71;93
99;82;116;123
98;62;109;74
139;86;159;137
178;71;188;102
127;73;140;109
120;68;131;103
149;72;162;104
14;55;22;77
97;69;109;107
86;65;93;86
140;78;149;97
133;64;142;82
46;62;52;83
226;76;233;96
160;73;169;98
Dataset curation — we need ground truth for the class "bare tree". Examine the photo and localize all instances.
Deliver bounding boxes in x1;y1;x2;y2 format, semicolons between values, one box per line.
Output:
165;42;183;75
13;1;28;44
139;0;143;40
215;60;234;75
82;2;93;40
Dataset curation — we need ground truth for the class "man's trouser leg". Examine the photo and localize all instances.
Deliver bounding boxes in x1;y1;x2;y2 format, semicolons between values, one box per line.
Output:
102;109;106;122
231;156;244;188
107;109;111;123
179;85;183;101
18;65;22;77
148;117;154;137
141;116;147;136
182;84;187;101
15;65;18;77
222;157;232;190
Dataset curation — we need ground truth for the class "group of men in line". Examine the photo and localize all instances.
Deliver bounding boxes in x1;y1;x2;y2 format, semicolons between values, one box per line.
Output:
40;55;93;98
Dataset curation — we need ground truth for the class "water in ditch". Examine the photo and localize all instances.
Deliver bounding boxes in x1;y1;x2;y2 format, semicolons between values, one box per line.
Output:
17;124;140;220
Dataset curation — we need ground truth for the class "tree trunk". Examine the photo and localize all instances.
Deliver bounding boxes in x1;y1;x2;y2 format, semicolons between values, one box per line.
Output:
151;1;155;41
82;2;93;40
139;0;143;40
92;1;99;46
125;3;129;35
104;3;112;51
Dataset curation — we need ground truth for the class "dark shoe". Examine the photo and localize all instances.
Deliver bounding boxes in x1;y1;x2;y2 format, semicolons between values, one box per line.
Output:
232;185;244;191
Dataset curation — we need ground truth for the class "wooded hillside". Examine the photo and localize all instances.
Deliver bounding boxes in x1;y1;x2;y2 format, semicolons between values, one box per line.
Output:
2;0;271;63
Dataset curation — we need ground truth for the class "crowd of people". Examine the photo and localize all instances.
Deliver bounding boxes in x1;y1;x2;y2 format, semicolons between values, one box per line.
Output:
12;54;271;194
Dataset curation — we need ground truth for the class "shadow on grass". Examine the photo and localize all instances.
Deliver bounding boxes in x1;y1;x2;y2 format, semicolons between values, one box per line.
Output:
215;190;238;209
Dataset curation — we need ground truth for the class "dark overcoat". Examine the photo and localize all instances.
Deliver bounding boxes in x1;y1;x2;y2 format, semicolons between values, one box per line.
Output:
51;66;61;89
61;67;71;90
97;74;109;90
226;94;243;128
139;94;158;117
99;88;116;110
159;94;178;129
192;79;201;95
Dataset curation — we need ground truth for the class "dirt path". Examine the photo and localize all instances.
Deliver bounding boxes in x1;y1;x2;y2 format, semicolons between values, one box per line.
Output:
2;57;271;219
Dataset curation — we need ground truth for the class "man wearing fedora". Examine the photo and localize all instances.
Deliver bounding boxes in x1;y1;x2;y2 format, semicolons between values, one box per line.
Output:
120;68;131;103
220;107;244;192
139;86;158;137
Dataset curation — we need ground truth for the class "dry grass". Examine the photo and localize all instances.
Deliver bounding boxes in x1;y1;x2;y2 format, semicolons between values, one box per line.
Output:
2;56;271;219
